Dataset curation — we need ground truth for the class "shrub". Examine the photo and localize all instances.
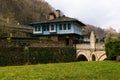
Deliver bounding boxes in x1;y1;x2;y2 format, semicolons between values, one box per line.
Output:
105;39;120;60
0;47;24;66
29;47;76;64
0;47;76;66
24;46;29;63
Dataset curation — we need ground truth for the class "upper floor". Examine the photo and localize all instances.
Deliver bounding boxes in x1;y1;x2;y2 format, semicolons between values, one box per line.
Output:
31;10;85;36
32;20;84;35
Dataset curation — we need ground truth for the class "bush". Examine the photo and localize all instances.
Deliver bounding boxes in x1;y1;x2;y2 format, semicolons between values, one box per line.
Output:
0;47;24;66
0;47;76;66
29;47;76;64
24;46;29;63
105;39;120;60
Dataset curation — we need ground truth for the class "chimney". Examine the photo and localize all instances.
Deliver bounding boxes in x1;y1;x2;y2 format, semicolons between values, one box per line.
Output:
55;10;61;18
49;13;55;20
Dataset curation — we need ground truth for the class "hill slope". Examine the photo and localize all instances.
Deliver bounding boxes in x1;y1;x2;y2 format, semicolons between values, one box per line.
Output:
83;24;106;39
0;0;52;25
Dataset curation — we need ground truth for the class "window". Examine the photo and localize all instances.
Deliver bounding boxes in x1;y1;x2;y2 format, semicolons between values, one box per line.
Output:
43;26;46;31
68;23;71;30
46;25;49;31
35;26;37;31
35;25;40;31
59;24;62;30
43;25;49;31
63;24;66;30
51;25;54;30
38;26;41;31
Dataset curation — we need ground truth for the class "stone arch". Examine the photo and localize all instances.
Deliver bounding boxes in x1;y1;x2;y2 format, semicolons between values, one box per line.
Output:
97;53;107;61
76;51;90;61
76;54;88;61
94;51;107;61
92;54;96;61
91;52;97;61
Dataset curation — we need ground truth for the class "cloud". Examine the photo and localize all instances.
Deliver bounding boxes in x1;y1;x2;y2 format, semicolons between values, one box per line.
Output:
45;0;120;31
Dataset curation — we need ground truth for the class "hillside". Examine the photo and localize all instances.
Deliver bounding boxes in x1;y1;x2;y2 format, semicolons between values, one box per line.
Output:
0;0;52;25
83;24;106;39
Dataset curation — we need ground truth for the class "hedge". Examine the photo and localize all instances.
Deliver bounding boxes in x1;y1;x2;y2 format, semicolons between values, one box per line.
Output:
0;47;76;66
105;39;120;60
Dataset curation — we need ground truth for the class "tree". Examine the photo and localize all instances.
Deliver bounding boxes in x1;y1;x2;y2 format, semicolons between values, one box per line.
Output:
105;39;120;60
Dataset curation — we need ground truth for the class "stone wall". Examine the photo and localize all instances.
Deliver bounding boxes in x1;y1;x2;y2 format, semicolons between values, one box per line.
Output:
76;43;104;50
0;38;66;47
31;40;65;47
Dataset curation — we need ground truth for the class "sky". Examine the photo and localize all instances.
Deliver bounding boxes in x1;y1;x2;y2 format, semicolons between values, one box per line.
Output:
45;0;120;32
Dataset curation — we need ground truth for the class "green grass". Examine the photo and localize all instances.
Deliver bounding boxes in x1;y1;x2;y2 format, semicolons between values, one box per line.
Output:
0;61;120;80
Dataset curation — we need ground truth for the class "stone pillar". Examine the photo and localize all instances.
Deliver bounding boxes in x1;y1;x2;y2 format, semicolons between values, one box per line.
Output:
90;31;96;51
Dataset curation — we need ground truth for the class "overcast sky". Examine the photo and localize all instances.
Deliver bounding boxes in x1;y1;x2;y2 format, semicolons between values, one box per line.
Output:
45;0;120;32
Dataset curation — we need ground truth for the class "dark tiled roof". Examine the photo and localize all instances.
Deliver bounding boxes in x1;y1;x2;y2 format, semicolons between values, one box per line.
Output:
30;16;85;26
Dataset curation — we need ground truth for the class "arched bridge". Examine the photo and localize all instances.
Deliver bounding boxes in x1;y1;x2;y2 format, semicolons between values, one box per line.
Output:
75;43;107;61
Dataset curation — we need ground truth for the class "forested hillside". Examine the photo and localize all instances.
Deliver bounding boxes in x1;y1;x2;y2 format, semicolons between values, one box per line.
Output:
83;24;106;39
0;0;114;39
0;0;52;25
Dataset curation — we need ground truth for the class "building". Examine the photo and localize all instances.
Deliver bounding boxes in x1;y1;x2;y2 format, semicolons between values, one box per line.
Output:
31;10;86;47
0;24;33;47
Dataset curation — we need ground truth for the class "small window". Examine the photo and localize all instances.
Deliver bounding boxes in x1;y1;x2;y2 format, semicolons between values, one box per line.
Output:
59;24;62;30
35;25;40;31
46;25;49;31
63;24;66;30
43;25;49;31
51;25;54;30
38;26;41;31
43;26;46;31
35;26;37;31
68;23;71;30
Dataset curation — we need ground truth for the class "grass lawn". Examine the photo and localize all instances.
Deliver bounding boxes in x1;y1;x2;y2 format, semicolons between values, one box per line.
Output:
0;61;120;80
